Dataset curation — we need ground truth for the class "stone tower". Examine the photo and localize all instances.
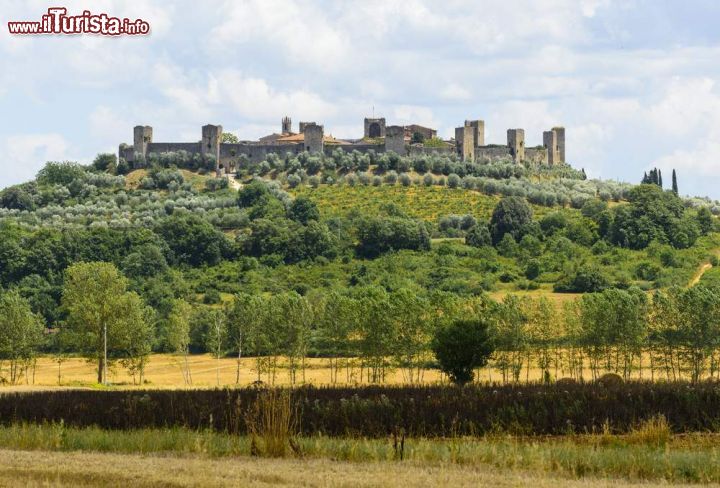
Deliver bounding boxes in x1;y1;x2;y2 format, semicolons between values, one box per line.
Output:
133;125;153;164
552;127;565;163
462;125;475;162
543;130;558;165
507;129;525;163
464;120;485;147
364;118;386;138
303;123;324;153
385;125;406;155
201;124;223;168
282;116;292;135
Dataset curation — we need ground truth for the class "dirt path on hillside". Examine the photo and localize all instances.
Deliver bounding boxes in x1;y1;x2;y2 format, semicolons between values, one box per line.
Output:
689;249;720;287
227;175;242;190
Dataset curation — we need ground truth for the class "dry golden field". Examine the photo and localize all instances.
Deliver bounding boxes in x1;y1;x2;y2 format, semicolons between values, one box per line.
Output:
0;449;674;488
1;352;672;390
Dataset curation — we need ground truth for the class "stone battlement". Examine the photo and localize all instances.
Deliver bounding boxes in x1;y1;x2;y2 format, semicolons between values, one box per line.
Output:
119;116;566;174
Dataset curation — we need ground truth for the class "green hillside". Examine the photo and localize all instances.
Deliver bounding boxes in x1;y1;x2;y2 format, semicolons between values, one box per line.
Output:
0;152;718;353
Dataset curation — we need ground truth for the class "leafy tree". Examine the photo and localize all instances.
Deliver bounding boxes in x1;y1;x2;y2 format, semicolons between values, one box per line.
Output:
525;297;559;382
37;162;86;186
579;288;647;379
609;184;697;249
313;291;358;383
554;268;610;293
61;262;150;384
227;293;265;384
0;185;35;211
0;290;45;384
275;292;313;384
116;292;154;384
92;153;117;173
675;285;720;382
166;299;193;385
204;308;227;386
432;318;494;385
672;169;678;195
244;218;292;259
495;295;529;382
286;221;339;263
237;180;270;208
356;217;431;258
221;132;240;144
288;197;320;224
489;196;534;245
390;288;431;383
355;286;396;382
155;213;231;266
465;224;491;248
121;244;168;278
697;207;715;235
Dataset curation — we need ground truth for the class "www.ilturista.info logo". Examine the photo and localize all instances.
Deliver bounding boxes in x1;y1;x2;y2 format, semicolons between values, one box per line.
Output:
8;8;150;35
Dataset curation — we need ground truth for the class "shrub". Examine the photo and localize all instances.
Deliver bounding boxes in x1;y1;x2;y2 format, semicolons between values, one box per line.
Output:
465;224;491;248
447;173;461;188
432;319;494;385
384;171;398;185
287;174;302;188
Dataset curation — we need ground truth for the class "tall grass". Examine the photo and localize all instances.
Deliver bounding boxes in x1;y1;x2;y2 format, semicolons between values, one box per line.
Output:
245;389;298;457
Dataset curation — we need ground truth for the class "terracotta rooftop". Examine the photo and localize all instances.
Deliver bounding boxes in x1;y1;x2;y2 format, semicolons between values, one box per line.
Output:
275;133;350;145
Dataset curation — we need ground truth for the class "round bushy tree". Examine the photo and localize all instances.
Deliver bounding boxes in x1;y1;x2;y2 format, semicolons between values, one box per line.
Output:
288;196;320;224
489;196;534;245
465;224;491;248
432;319;494;385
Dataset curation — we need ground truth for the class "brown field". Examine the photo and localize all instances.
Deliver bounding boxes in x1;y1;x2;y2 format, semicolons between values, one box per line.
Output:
0;449;671;488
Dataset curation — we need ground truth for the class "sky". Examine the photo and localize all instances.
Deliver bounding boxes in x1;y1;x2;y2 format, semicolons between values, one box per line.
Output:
1;0;720;198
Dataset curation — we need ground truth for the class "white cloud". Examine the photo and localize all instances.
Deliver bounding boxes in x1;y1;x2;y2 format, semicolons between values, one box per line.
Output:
440;83;471;101
0;133;71;185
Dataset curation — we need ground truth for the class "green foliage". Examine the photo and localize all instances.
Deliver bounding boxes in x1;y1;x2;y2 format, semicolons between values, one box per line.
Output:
432;319;494;385
92;153;117;173
554;268;611;293
609;185;698;249
287;197;320;224
36;162;87;186
61;262;153;383
238;180;270;208
221;132;240;144
356;217;431;258
465;224;491;248
0;185;35;211
155;213;232;266
0;290;45;384
490;196;534;245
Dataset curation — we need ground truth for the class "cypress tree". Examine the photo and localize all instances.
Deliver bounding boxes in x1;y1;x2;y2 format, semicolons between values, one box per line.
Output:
658;169;663;188
672;169;678;195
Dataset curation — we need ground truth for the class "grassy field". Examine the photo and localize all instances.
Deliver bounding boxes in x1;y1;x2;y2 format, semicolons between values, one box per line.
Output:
0;423;719;485
0;449;645;488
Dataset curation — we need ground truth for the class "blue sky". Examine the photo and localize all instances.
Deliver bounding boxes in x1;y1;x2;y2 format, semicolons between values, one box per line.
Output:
1;0;720;198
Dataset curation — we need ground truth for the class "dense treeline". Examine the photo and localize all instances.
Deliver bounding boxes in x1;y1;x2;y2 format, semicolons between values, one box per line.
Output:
4;382;720;437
